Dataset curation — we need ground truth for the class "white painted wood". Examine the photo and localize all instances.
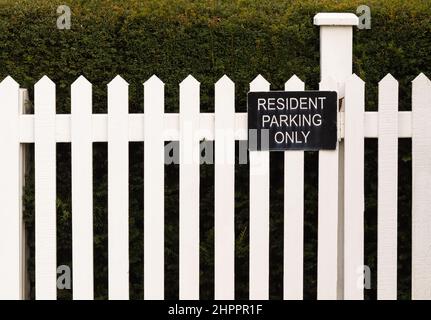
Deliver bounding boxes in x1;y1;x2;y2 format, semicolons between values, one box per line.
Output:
317;77;339;300
34;76;57;300
283;75;305;300
2;73;427;301
344;74;365;300
107;75;129;300
316;15;356;300
214;75;235;300
143;75;165;299
313;13;359;26
17;111;415;143
71;76;94;300
377;74;398;300
362;112;411;139
179;75;200;300
316;25;354;98
0;76;21;299
249;74;270;300
412;73;431;300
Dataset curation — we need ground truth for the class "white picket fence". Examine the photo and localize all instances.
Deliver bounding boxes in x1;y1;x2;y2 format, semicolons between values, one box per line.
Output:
0;72;431;300
0;12;431;300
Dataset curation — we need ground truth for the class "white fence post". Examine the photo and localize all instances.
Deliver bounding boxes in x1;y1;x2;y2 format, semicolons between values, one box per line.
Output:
344;74;365;300
249;75;270;300
283;75;305;300
179;75;200;300
412;73;431;300
34;76;57;300
107;75;129;300
71;76;94;300
314;13;358;96
214;75;235;300
314;12;358;299
317;76;339;300
143;75;165;299
0;76;22;299
377;74;398;300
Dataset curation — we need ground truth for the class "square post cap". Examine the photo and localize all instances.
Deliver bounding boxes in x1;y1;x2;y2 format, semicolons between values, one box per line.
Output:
314;13;359;26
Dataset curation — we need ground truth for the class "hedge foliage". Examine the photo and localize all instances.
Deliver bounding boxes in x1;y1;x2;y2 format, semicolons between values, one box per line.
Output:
0;0;430;299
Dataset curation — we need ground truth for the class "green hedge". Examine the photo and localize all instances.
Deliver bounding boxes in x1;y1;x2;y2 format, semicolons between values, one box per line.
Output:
0;0;430;299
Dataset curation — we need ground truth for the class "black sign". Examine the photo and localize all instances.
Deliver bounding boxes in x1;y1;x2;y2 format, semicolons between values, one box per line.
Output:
247;91;338;151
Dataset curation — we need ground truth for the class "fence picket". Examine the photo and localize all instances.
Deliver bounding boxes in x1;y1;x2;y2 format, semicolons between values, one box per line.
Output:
249;75;270;300
214;75;235;300
283;75;305;300
144;75;165;299
71;76;94;300
0;76;21;299
344;74;365;299
317;76;339;300
377;74;398;300
412;73;431;299
107;75;129;299
179;75;200;300
34;76;57;300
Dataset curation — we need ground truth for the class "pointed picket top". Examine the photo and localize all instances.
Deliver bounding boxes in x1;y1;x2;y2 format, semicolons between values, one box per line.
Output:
72;75;92;88
284;75;304;91
179;75;199;115
0;75;19;90
34;75;55;116
107;75;128;116
215;75;234;102
377;74;397;100
180;74;200;87
250;74;270;91
144;75;164;115
319;76;338;91
344;74;364;116
215;75;235;114
107;74;129;87
35;75;55;90
345;74;365;113
0;76;19;115
412;72;431;86
71;76;92;116
412;73;431;113
215;74;234;88
34;76;55;94
144;74;165;88
379;73;397;84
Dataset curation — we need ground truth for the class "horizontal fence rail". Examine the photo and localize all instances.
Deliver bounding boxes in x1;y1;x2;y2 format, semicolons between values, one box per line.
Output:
17;111;415;143
0;73;431;300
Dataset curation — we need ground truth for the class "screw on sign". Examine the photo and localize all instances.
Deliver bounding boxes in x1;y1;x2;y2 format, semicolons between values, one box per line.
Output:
247;91;338;151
